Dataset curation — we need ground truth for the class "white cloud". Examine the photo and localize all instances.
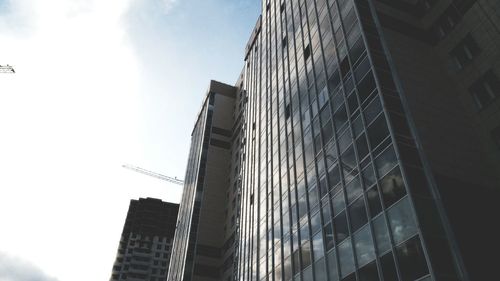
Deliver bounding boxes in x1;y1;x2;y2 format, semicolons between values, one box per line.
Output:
160;0;179;13
0;1;183;281
0;252;59;281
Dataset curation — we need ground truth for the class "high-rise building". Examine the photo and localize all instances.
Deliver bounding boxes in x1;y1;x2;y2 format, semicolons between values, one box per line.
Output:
167;80;246;281
110;198;179;281
169;1;500;281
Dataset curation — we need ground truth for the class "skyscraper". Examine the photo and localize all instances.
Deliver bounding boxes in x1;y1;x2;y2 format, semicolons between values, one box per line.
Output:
110;198;179;281
167;80;246;281
169;1;500;281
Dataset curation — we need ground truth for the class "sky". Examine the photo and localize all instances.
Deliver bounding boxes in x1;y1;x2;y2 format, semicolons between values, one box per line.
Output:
0;0;260;280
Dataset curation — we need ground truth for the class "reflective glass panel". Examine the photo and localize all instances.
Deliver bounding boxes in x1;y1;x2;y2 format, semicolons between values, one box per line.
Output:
396;236;429;281
373;215;391;254
314;259;328;281
312;232;325;261
380;166;407;208
348;195;368;232
327;249;339;281
334;211;349;243
358;261;380;281
338;239;355;278
353;224;376;267
387;197;418;245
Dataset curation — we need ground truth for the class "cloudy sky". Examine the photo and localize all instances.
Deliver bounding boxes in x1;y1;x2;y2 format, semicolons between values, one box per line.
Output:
0;0;260;280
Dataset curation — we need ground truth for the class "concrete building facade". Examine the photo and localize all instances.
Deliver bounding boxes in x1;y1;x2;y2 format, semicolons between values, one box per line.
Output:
110;198;179;281
167;80;246;281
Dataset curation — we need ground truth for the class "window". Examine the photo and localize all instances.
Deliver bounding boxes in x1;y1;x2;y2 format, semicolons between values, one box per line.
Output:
387;197;418;245
396;236;429;281
348;195;368;232
333;211;349;243
314;259;328;281
366;186;382;217
380;166;407;208
373;215;391;254
301;242;312;269
358;261;380;281
470;70;499;110
327;249;339;281
380;252;398;281
312;232;325;261
338;238;355;278
323;223;335;251
368;115;390;150
450;34;480;70
353;224;375;267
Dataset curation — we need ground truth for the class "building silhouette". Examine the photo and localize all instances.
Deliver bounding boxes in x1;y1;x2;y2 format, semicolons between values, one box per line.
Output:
168;0;500;280
110;198;179;281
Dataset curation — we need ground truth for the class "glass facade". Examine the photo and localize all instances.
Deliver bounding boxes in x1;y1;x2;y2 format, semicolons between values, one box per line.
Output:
168;93;215;281
235;0;467;281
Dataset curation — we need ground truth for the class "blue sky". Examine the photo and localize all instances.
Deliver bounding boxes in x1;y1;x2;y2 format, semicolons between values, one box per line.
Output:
0;0;260;280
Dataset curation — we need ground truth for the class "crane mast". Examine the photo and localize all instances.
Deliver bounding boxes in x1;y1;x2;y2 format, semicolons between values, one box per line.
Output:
122;164;184;185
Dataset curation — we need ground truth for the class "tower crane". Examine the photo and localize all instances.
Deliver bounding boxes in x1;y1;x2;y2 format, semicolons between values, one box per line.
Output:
122;164;184;185
0;65;15;73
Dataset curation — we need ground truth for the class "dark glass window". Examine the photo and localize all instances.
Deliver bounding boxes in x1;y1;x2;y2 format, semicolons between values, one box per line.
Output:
314;259;328;281
338;238;355;278
324;223;335;251
334;105;348;133
346;176;362;203
396;236;429;281
303;265;313;281
380;166;407;208
332;191;345;216
380;251;398;281
361;164;376;187
368;115;390;149
311;211;321;235
338;130;352;153
312;232;325;261
327;249;339;281
349;37;366;65
358;261;380;281
309;188;319;210
341;146;357;177
352;116;364;137
375;145;398;178
322;121;334;144
293;249;300;274
356;134;369;160
301;242;312;269
373;215;391;254
353;224;375;266
357;71;376;103
387;197;418;245
334;211;349;243
364;97;382;124
366;186;382;217
470;70;499;110
328;164;341;192
329;70;341;92
450;33;480;70
348;196;368;232
298;195;308;220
